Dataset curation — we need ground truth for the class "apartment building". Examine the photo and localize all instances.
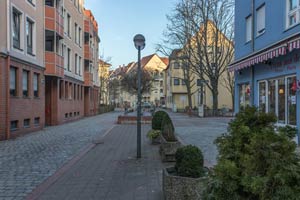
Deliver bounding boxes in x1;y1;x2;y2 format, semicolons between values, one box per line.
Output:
99;59;112;105
44;0;85;125
83;9;100;116
0;0;45;140
230;0;300;142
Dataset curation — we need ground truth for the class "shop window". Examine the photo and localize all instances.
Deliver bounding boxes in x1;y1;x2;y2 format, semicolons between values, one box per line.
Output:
287;76;297;125
239;83;250;109
261;75;297;125
258;81;267;112
268;79;276;115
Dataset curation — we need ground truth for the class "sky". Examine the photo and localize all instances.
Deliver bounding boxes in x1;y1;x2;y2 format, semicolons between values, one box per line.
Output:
84;0;177;69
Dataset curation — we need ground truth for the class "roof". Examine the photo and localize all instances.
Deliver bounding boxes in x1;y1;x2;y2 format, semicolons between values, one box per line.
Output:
160;57;169;66
99;59;112;67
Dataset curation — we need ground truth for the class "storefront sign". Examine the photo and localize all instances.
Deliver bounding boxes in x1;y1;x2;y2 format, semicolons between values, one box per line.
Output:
270;53;300;73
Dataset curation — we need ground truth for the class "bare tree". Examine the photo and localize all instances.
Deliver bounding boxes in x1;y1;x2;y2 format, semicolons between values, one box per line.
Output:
159;0;234;115
99;57;112;105
121;69;154;95
108;78;120;106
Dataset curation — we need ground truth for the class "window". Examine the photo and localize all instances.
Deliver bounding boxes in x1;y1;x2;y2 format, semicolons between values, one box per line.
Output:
246;15;252;42
182;79;186;85
256;5;265;35
22;70;29;97
75;23;78;43
34;117;40;126
26;18;34;54
33;73;39;97
173;62;180;69
287;0;300;27
45;0;54;6
239;83;250;109
75;53;78;74
27;0;35;6
59;80;64;99
78;27;82;46
24;119;30;128
174;78;180;86
73;84;76;99
67;48;71;71
67;14;71;37
65;113;68;118
78;56;82;75
45;30;54;51
10;120;18;131
258;81;267;112
12;8;22;49
10;67;17;96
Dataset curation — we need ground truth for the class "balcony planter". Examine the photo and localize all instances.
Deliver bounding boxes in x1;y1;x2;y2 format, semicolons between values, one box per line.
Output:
159;135;181;162
163;167;208;200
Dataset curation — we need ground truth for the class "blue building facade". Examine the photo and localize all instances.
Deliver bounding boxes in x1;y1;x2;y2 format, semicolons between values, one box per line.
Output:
230;0;300;143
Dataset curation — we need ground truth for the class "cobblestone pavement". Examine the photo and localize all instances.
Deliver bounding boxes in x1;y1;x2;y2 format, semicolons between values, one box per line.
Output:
0;112;119;200
167;111;232;167
35;125;167;200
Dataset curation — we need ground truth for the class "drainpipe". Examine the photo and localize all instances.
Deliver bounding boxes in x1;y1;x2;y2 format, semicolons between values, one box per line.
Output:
251;0;255;106
6;0;10;139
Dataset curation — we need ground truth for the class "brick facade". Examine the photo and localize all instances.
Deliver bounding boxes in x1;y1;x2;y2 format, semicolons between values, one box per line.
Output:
8;59;45;139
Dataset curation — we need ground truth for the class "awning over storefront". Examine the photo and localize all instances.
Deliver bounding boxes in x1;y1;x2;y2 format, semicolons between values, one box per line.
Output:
228;45;287;72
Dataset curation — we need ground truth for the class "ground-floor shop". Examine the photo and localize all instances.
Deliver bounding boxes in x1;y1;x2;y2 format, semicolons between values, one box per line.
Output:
232;39;300;143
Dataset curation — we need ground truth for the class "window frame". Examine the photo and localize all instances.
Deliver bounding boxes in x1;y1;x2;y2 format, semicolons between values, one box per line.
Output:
12;7;22;50
26;17;35;56
10;67;17;97
33;73;39;98
245;15;252;42
173;78;180;86
22;70;29;97
256;4;266;36
286;0;300;29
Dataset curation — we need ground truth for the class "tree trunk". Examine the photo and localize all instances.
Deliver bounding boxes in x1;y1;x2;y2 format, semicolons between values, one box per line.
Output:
211;80;219;116
187;86;193;109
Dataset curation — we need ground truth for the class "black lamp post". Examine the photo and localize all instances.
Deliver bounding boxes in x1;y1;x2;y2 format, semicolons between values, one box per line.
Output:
133;34;145;159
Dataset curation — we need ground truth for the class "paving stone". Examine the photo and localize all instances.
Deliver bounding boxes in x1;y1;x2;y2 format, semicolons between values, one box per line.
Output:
0;112;119;199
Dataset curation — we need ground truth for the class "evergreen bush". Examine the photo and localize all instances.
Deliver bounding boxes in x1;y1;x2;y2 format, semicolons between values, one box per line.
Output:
161;113;177;142
205;106;300;200
152;111;168;130
175;145;204;178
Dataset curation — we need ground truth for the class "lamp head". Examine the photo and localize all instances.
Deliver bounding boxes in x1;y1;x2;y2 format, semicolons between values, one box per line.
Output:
133;34;146;50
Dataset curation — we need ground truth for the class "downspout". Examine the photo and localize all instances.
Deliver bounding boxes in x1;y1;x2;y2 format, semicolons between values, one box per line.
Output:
251;0;255;106
6;0;10;139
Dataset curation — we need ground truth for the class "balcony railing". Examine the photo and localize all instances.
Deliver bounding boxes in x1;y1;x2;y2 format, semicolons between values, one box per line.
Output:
84;72;93;87
45;6;64;37
45;51;64;77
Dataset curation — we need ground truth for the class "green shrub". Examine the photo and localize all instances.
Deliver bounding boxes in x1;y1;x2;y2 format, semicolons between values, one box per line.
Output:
152;111;168;130
175;145;204;178
161;113;177;142
147;130;161;139
205;106;300;200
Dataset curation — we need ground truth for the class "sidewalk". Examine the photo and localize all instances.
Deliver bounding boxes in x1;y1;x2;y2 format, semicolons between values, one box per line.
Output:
28;125;167;200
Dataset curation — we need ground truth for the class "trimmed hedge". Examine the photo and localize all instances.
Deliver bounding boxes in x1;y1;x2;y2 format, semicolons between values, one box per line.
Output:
161;113;176;142
175;145;204;178
152;111;168;130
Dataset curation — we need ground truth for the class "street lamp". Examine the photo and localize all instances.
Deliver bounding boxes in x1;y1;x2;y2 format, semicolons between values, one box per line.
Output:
133;34;145;159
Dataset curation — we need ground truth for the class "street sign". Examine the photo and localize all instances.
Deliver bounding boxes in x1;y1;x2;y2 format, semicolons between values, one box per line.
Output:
197;79;209;86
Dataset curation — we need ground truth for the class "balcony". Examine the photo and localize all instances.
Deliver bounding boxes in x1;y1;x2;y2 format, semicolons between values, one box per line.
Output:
84;44;93;61
45;6;64;38
84;72;93;87
45;52;64;77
